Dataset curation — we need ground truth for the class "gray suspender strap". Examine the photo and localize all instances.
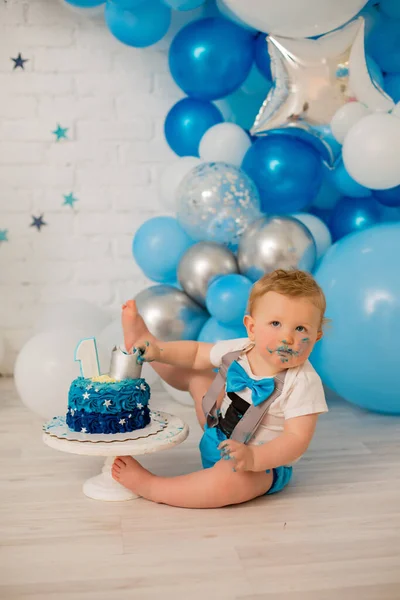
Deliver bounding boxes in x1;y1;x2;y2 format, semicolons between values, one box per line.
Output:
230;369;288;443
202;350;242;427
201;349;288;443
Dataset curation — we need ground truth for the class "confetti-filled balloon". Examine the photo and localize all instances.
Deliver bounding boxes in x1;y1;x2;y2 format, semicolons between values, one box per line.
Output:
176;162;261;249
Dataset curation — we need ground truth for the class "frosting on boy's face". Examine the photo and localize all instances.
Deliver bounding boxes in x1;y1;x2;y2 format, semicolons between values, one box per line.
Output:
244;291;323;369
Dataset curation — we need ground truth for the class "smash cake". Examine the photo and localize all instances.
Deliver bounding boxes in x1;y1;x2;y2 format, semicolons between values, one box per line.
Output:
66;339;151;435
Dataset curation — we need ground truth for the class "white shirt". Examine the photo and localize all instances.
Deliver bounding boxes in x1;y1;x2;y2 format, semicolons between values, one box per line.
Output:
210;338;328;451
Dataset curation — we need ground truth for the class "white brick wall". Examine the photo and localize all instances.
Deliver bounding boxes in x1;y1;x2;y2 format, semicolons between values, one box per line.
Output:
0;0;188;374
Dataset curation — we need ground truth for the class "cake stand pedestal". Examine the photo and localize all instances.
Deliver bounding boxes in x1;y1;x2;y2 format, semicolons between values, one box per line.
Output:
42;411;189;502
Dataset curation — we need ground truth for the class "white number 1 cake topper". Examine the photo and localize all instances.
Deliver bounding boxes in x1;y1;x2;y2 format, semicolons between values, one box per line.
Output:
75;337;100;379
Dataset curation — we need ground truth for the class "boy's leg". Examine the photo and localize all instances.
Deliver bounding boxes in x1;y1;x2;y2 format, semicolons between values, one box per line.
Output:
112;456;273;509
122;300;215;428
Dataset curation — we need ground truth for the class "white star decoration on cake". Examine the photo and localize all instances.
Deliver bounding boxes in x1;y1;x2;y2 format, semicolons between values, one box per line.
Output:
95;388;99;392
70;409;75;416
81;427;87;433
103;400;112;407
128;414;132;418
86;384;93;390
82;392;90;400
119;418;126;425
137;403;143;409
140;383;147;391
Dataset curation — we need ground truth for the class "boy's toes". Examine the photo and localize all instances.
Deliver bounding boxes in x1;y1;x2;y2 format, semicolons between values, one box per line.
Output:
111;468;120;481
114;457;127;468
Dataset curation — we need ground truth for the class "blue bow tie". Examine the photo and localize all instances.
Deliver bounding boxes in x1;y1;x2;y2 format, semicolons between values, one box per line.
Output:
226;360;275;406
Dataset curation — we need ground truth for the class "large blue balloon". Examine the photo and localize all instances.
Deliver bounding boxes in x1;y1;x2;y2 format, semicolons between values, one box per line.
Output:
206;274;253;326
198;317;247;343
105;0;171;47
65;0;104;6
373;184;400;208
169;17;255;101
331;161;372;198
254;34;272;81
133;216;193;283
242;136;323;213
366;15;400;73
312;224;400;414
164;97;223;156
329;196;381;241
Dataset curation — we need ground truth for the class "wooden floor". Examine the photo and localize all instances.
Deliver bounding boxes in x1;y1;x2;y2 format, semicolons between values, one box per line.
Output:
0;377;399;600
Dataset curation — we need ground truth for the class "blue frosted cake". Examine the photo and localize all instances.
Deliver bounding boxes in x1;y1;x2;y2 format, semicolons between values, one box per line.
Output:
67;374;151;434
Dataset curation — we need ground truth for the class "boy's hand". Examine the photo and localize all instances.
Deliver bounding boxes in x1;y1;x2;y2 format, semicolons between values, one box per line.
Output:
132;339;161;364
218;439;255;472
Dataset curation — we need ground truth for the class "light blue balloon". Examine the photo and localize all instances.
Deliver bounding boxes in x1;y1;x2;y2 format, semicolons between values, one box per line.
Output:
164;98;223;156
332;161;372;198
198;317;247;343
329;196;381;241
105;0;171;47
169;17;255;100
133;216;193;283
311;223;400;415
206;274;253;326
65;0;104;6
162;0;205;9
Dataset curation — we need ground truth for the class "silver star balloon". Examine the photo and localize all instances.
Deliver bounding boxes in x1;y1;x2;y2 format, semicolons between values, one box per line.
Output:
251;18;394;166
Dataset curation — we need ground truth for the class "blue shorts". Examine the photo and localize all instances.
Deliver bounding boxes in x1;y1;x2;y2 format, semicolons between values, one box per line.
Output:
199;424;292;495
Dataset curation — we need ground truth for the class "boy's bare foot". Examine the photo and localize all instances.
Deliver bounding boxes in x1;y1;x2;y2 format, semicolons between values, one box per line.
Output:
111;456;152;496
121;300;152;353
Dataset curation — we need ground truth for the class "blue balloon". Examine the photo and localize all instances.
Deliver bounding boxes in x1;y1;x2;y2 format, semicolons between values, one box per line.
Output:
311;223;400;414
65;0;104;5
105;0;171;47
329;196;381;241
373;184;400;208
169;17;255;100
133;216;193;283
162;0;205;9
216;86;271;131
206;274;253;326
254;33;272;81
198;317;247;343
380;0;400;18
242;135;323;214
384;73;400;103
331;161;372;198
366;15;400;73
164;97;223;156
366;54;384;89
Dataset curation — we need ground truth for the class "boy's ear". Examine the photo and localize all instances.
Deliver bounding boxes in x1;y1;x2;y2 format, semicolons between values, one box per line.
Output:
316;330;323;342
243;314;255;340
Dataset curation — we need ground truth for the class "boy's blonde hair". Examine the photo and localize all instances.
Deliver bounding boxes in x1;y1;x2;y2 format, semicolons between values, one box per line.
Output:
248;269;327;330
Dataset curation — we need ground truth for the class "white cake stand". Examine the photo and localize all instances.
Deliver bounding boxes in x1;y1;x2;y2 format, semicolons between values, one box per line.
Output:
42;411;189;502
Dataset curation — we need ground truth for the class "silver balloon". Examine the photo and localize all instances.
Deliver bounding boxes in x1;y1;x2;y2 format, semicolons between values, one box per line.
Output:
178;242;238;307
252;19;393;166
177;162;261;250
135;285;208;341
238;216;316;281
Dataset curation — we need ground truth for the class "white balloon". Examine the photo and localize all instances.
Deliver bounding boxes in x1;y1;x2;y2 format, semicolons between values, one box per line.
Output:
14;329;85;419
343;113;400;190
160;379;193;407
331;102;371;143
221;0;368;38
215;0;258;31
96;318;159;385
199;123;252;167
159;157;202;211
35;299;110;338
292;213;332;260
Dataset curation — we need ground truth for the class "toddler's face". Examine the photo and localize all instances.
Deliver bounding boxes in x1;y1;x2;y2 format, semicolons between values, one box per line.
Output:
245;291;323;370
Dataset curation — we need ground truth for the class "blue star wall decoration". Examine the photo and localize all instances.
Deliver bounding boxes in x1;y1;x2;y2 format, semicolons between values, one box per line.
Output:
63;193;78;208
30;215;47;231
52;124;69;141
0;229;9;243
11;53;29;70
